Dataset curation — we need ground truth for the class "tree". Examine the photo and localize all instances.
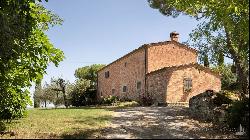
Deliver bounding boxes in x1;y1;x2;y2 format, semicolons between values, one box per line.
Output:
212;64;237;90
0;0;64;120
203;53;210;67
148;0;249;98
38;83;55;108
70;64;105;107
69;79;91;107
74;64;105;87
217;51;224;67
34;81;42;108
51;78;69;108
34;82;56;108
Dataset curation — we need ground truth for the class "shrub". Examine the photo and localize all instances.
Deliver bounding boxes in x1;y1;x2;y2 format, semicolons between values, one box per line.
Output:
0;121;6;132
70;88;98;107
120;97;132;102
101;95;119;105
226;99;249;132
140;95;153;106
117;101;139;108
213;91;233;106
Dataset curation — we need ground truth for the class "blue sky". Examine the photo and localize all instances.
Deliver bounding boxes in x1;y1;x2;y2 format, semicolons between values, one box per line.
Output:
40;0;200;86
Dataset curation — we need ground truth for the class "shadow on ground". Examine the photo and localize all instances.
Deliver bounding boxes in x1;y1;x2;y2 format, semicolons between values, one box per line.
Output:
60;106;238;139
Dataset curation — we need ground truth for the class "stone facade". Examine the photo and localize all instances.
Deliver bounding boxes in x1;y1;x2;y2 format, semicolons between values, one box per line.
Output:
147;42;197;73
97;32;221;104
97;48;146;101
147;63;221;103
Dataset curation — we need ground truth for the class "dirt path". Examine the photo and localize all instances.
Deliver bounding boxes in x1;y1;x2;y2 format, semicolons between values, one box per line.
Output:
98;106;238;139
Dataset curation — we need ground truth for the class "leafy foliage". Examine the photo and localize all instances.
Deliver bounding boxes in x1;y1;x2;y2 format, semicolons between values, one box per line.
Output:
116;101;139;108
212;92;233;106
203;53;210;67
148;0;249;96
69;79;92;107
33;82;56;108
74;64;105;86
0;0;64;120
34;78;72;108
34;81;42;108
70;64;105;107
212;64;238;90
51;78;69;108
100;95;119;105
139;95;153;106
226;99;249;131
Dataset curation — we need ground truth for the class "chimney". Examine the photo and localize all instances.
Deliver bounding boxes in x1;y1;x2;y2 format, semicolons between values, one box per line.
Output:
170;31;179;42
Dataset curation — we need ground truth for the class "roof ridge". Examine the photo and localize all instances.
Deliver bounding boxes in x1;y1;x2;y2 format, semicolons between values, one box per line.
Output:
146;63;220;77
97;41;197;72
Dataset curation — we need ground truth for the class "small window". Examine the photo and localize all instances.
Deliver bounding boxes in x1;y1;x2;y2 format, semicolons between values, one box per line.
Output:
112;89;115;95
184;78;192;92
137;81;141;90
105;71;109;78
124;62;127;67
122;86;127;92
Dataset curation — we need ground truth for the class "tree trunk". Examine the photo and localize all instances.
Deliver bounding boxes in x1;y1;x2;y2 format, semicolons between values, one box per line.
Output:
62;87;68;108
44;100;47;108
225;26;249;99
235;60;249;99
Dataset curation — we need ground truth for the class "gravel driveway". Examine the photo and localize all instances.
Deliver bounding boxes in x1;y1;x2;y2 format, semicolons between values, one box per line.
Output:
99;106;238;139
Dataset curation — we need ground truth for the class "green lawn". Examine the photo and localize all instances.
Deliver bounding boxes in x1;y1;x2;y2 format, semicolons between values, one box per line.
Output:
1;107;114;139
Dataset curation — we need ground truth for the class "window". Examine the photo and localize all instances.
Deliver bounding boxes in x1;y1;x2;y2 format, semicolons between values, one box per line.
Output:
122;86;127;92
105;71;109;78
137;81;142;90
184;78;192;92
124;62;127;67
112;89;115;95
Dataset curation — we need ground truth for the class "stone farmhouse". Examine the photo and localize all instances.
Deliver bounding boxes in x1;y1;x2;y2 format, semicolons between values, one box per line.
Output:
97;32;221;104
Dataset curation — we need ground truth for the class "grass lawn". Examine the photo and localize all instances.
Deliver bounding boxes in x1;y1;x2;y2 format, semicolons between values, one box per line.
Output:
1;107;114;139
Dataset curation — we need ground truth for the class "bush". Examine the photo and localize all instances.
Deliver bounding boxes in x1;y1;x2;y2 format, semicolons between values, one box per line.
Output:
211;64;237;90
120;96;132;102
101;95;119;105
226;99;249;132
139;95;153;106
213;91;233;106
0;91;30;121
116;101;139;108
70;88;98;107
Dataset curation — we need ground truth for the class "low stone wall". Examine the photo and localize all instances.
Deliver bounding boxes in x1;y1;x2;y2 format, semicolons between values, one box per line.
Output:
189;90;228;123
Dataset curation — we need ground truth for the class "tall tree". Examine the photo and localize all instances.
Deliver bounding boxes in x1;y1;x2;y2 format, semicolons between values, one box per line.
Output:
74;64;105;87
69;79;91;107
148;0;249;98
203;53;210;67
34;81;42;108
51;78;69;108
33;82;55;108
0;0;64;120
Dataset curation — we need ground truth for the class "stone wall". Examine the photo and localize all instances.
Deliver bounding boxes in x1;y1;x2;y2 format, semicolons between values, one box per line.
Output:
147;41;197;73
97;48;146;101
166;64;221;103
146;64;221;104
146;69;169;103
97;38;221;104
189;90;229;123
